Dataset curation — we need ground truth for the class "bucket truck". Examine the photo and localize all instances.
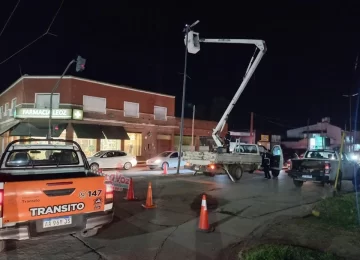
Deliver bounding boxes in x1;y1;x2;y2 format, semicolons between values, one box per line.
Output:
182;34;283;182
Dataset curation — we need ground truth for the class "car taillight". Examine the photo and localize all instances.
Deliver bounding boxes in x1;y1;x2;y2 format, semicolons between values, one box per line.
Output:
209;164;215;170
324;162;330;175
105;182;113;204
0;189;3;217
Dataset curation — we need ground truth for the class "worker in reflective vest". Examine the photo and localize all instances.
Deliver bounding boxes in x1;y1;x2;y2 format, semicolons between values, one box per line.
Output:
262;151;271;179
224;132;231;153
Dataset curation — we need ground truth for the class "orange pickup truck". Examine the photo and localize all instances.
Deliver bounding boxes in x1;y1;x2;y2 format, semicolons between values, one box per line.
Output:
0;139;114;251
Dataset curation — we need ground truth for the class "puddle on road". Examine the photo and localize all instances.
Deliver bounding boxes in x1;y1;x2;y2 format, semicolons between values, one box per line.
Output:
190;193;228;214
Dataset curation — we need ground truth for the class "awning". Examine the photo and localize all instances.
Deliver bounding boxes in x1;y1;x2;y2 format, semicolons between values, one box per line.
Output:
101;125;129;140
72;123;103;139
72;123;129;139
10;122;68;137
0;120;20;136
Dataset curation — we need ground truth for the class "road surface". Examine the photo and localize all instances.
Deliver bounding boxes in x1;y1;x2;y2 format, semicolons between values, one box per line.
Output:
0;170;351;260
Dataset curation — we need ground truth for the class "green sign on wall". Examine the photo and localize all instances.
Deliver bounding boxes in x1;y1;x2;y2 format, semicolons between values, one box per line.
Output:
14;108;83;120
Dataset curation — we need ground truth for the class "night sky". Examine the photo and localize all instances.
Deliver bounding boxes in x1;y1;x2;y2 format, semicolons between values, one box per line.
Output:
1;1;360;135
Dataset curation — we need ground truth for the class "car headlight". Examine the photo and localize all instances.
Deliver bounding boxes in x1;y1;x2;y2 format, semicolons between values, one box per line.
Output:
351;154;358;160
155;159;161;163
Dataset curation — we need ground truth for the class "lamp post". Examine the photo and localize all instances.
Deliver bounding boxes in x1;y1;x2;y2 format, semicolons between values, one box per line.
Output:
176;20;199;174
343;93;358;152
48;56;86;138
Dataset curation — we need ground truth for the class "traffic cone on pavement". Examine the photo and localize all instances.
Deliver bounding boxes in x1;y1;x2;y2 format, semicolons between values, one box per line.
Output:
198;194;214;232
163;163;168;175
124;178;137;201
142;182;156;209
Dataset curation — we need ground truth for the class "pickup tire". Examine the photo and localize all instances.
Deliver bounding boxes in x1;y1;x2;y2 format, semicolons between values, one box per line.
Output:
293;179;304;187
78;228;99;238
230;165;243;180
272;170;280;178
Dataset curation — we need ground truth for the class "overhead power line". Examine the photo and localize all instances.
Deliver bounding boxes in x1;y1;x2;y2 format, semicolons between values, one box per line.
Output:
0;0;64;65
0;0;21;38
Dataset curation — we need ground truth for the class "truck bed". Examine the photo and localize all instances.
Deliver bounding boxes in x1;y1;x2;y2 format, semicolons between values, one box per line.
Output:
183;151;262;166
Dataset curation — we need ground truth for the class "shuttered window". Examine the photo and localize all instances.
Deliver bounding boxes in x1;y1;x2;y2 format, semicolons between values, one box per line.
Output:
83;95;106;114
35;94;60;109
154;106;167;121
124;101;139;118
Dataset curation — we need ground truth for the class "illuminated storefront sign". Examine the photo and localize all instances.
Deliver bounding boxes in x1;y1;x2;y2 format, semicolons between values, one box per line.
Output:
15;108;83;120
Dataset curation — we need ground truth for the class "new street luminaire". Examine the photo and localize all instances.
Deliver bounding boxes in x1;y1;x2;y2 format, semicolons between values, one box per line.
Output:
176;20;200;174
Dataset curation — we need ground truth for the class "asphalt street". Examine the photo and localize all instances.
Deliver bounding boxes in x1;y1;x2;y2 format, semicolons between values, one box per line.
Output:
0;168;352;260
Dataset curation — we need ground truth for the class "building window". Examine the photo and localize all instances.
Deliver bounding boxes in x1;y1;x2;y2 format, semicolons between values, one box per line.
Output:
124;133;142;156
4;103;9;116
83;95;106;114
73;131;97;157
35;93;60;109
124;101;139;118
100;139;121;150
154;106;167;121
11;98;17;109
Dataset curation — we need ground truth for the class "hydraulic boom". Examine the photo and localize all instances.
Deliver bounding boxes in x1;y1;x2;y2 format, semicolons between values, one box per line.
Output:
199;38;267;147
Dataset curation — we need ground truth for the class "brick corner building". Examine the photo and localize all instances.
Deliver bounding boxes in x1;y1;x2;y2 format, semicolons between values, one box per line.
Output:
0;76;227;159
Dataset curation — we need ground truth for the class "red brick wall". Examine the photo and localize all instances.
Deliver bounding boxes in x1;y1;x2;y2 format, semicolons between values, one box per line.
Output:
1;77;175;116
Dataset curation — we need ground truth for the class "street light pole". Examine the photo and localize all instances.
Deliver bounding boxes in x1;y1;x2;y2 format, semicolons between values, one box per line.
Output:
176;20;199;174
48;59;76;138
343;93;358;152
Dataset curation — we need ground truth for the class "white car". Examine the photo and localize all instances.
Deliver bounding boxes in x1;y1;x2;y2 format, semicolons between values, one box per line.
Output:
146;151;186;170
87;150;137;171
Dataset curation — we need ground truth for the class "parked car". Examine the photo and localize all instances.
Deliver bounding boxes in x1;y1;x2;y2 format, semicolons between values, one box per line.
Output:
87;150;137;170
146;151;186;170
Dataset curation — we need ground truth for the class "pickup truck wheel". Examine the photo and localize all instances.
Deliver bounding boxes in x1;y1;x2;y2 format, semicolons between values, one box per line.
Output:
293;179;304;187
123;162;132;170
272;170;280;178
78;228;99;238
232;165;243;180
90;163;99;172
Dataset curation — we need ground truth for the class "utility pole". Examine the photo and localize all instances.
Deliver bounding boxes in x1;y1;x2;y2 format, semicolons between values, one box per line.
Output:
343;93;358;152
249;112;254;144
191;105;195;151
176;20;199;174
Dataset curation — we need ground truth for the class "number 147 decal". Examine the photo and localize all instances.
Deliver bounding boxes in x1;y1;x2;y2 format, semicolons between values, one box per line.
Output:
88;190;102;197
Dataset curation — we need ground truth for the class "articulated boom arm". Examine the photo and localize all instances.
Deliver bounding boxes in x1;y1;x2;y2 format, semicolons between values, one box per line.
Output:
199;38;267;147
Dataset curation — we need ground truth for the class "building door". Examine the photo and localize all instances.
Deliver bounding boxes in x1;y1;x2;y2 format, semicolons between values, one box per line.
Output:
157;139;171;153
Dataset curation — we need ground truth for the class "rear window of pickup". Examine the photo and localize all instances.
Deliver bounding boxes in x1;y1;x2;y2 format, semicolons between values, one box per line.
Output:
6;149;80;167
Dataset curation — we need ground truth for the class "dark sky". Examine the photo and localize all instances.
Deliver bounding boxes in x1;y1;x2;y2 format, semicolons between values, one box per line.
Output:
1;0;360;135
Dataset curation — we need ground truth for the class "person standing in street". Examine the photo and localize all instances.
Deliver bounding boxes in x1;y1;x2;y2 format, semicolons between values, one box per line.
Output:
262;150;271;179
224;131;231;153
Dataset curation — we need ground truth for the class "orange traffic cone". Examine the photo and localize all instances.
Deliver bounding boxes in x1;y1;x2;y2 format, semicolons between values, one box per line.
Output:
198;194;214;232
142;182;156;209
163;163;168;175
124;178;137;201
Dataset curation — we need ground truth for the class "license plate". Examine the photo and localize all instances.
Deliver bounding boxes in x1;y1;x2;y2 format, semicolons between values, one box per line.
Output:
302;175;313;179
43;216;72;228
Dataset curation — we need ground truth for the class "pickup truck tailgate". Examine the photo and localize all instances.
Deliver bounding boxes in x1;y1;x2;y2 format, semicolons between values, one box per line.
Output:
3;175;107;223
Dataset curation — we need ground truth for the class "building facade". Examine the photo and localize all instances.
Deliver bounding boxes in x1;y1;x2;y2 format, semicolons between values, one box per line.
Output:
0;76;226;159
